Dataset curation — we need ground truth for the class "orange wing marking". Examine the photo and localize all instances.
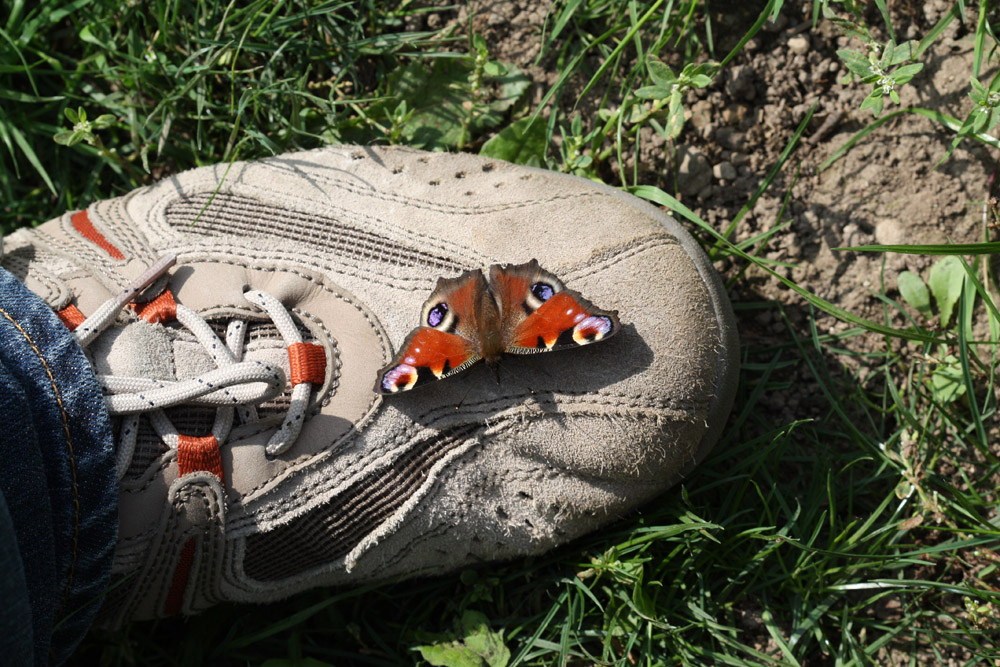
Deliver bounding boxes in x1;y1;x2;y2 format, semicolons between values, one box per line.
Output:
511;292;592;350
378;328;479;393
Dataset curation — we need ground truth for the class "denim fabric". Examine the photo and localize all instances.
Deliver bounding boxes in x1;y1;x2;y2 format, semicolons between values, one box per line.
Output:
0;487;35;663
0;267;117;665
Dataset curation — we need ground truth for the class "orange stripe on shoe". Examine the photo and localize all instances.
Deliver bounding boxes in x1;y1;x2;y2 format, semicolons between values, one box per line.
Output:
132;289;177;323
56;304;86;331
70;210;125;260
288;342;326;386
164;538;196;616
176;434;224;485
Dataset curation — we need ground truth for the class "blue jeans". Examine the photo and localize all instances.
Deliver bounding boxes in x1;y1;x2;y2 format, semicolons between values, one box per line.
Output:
0;267;117;665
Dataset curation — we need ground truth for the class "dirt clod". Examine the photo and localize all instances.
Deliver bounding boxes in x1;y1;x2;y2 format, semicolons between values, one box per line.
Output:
676;146;712;197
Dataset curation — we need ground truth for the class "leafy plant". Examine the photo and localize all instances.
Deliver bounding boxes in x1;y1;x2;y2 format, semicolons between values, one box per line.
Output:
821;0;924;118
479;116;547;166
968;75;1000;134
897;269;932;318
634;58;716;139
897;256;970;404
817;1;1000;168
415;611;510;667
365;34;530;151
899;256;965;328
836;38;924;117
936;73;1000;163
52;107;117;149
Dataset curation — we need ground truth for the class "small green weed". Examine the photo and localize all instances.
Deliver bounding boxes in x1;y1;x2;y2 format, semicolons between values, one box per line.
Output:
634;58;716;139
823;1;924;117
898;257;972;404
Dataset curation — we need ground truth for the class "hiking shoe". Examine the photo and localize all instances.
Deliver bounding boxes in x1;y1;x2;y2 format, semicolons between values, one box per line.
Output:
1;145;739;624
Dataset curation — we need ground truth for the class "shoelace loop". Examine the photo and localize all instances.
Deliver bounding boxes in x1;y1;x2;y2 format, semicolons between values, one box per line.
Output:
75;256;324;479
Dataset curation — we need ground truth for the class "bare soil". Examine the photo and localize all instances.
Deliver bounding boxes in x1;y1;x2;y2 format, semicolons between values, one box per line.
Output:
448;0;997;411
450;0;997;663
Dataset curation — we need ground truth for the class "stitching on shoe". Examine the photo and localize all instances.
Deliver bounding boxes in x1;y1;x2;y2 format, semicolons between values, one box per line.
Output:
473;419;674;487
379;521;451;572
1;249;65;304
234;421;427;519
238;423;479;582
360;477;456;573
199;301;342;406
158;199;684;294
560;234;680;281
93;197;157;263
175;239;442;291
353;445;645;576
171;255;391;369
59;212;132;269
290;305;342;398
154;183;485;259
121;456;172;494
0;305;82;623
152;480;219;615
117;526;158;546
145;492;194;614
29;221;130;289
119;259;385;497
412;391;709;423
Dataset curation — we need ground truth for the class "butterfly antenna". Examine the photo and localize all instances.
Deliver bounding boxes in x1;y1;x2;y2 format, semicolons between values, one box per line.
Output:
454;385;469;411
454;375;477;411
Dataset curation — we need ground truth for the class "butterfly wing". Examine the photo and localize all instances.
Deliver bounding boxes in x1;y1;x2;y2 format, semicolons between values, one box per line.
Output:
375;269;488;394
489;259;620;355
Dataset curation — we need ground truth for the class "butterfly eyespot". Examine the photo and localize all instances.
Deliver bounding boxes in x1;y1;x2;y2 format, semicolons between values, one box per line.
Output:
427;302;448;327
524;280;561;314
531;282;555;302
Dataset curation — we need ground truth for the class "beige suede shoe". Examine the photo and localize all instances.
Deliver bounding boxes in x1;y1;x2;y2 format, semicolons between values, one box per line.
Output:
0;145;738;625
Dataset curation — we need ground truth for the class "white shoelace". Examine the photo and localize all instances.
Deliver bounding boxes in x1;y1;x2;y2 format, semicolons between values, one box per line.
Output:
74;255;322;479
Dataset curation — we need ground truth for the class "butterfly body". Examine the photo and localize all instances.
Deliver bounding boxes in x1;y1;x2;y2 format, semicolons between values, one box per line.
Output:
376;260;620;394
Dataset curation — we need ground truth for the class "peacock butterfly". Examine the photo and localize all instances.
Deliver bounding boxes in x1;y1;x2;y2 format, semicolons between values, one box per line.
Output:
375;259;620;394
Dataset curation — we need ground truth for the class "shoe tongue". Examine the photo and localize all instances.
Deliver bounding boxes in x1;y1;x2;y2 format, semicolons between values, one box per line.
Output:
91;321;180;379
241;322;291;362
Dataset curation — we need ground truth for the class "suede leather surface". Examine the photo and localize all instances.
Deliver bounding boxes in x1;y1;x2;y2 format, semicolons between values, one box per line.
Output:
1;146;738;622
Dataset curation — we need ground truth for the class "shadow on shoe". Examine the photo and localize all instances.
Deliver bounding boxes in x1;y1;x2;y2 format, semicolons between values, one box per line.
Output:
380;323;653;426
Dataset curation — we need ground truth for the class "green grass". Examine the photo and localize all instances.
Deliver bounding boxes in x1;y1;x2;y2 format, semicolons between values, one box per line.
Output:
5;0;1000;665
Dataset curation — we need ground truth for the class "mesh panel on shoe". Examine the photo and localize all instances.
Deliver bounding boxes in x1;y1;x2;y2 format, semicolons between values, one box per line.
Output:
122;418;168;479
164;193;466;272
206;317;317;419
243;424;479;581
167;405;218;435
206;318;313;347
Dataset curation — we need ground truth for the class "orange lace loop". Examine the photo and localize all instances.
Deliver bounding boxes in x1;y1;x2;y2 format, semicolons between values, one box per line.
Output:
176;434;224;486
288;342;326;386
132;289;177;324
56;304;86;331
